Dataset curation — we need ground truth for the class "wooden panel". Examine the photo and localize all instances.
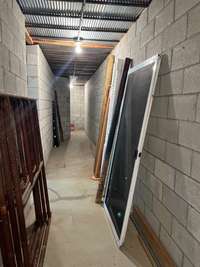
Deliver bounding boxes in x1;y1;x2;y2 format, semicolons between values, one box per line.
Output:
131;207;176;267
92;55;115;180
0;95;51;267
95;58;132;203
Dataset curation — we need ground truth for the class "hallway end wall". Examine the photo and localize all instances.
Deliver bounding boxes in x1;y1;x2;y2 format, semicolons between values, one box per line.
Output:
84;0;200;266
70;85;85;130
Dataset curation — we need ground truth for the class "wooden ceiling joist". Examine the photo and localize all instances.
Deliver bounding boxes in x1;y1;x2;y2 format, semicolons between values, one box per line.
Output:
32;37;115;49
25;29;33;45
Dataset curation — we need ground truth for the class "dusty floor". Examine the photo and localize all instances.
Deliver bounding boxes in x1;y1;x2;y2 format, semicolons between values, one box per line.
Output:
44;131;153;267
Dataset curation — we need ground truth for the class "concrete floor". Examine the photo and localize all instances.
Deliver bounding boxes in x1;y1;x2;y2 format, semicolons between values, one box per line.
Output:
44;131;153;267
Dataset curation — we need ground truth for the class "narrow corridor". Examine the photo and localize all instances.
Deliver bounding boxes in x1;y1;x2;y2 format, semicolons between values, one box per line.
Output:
44;131;152;267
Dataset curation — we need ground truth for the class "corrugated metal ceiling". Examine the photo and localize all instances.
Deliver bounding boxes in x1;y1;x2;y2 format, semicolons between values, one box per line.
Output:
18;0;152;84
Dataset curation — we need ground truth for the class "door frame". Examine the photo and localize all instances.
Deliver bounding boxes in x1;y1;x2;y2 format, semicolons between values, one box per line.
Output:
104;55;161;247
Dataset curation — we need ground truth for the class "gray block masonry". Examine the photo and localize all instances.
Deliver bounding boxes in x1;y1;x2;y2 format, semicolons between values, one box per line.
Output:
0;0;27;96
26;46;71;163
85;0;200;266
70;85;84;130
26;45;54;164
54;77;71;140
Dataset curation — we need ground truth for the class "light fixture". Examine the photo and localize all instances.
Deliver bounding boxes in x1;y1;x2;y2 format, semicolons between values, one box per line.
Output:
75;42;82;54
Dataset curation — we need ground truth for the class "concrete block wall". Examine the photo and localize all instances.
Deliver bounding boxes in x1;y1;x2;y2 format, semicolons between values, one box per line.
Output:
85;0;200;266
54;77;70;140
0;0;27;96
70;85;84;130
27;45;54;164
0;1;27;264
85;59;107;143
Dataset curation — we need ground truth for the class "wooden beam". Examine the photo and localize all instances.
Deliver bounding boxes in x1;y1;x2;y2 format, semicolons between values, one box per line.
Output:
131;207;176;267
25;29;33;45
32;37;115;49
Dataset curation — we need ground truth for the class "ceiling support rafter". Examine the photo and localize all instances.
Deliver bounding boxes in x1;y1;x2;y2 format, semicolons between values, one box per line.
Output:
26;23;128;33
31;35;119;44
32;37;116;49
23;8;135;22
48;0;151;7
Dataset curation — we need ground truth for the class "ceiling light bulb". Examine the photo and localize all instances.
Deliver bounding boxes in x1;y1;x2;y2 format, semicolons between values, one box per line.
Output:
75;42;82;54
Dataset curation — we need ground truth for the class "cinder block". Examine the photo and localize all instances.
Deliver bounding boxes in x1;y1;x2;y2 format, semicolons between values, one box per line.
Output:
127;23;136;44
188;3;200;37
146;34;162;58
140;20;155;47
27;65;38;77
0;67;4;92
145;206;160;235
184;64;200;94
0;21;2;43
20;60;27;81
12;0;25;25
137;165;147;182
191;151;200;182
160;70;183;95
27;53;38;65
175;0;200;19
160;226;183;266
0;45;9;70
168;95;196;121
4;70;16;94
164;0;172;6
155;0;174;36
141;150;155;173
183;256;194;267
179;121;200;152
2;21;14;51
163;185;188;225
16;76;26;96
153;198;173;234
166;143;192;175
159;49;172;75
196;95;200;123
28;77;38;88
140;182;153;209
162;15;187;51
175;171;200;212
148;117;179;143
136;8;148;34
148;135;166;160
172;218;200;265
187;206;200;243
172;35;200;70
151;96;168;118
143;171;163;200
135;193;145;213
148;0;164;22
133;46;146;65
10;52;20;76
155;159;175;189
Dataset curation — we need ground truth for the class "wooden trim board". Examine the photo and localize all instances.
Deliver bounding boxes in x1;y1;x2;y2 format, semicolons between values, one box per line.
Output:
131;207;176;267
